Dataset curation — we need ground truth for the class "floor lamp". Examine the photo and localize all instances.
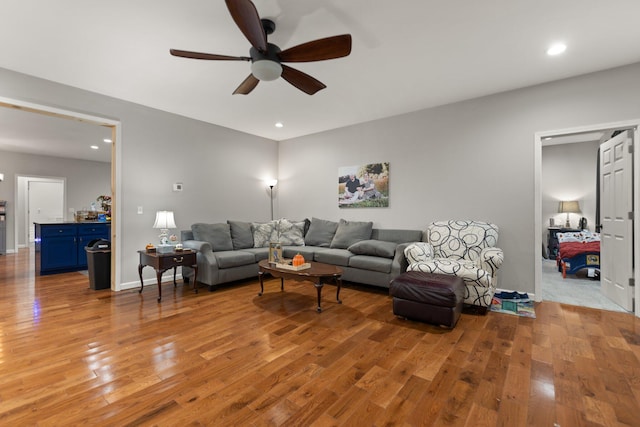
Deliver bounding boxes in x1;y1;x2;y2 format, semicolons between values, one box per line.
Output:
267;180;277;220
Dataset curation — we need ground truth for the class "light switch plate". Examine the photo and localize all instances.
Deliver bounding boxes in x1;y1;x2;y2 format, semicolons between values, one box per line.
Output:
137;206;143;214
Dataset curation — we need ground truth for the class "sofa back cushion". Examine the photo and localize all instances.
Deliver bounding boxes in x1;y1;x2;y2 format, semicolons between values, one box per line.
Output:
191;223;234;252
277;218;306;246
227;220;254;249
304;217;339;247
330;219;373;249
348;239;397;258
425;220;499;261
371;228;422;244
252;221;278;247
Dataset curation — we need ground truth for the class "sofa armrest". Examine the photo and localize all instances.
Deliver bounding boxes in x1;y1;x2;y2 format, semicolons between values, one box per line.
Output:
391;242;415;276
183;239;218;269
479;247;504;277
183;239;210;253
181;240;218;286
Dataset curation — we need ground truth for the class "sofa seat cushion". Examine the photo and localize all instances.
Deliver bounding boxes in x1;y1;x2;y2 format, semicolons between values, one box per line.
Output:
314;248;353;266
241;247;270;262
214;250;256;268
348;255;392;274
407;259;492;288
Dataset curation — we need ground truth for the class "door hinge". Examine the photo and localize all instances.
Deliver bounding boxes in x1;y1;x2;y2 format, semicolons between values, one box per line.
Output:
630;212;634;220
629;142;634;153
630;278;636;287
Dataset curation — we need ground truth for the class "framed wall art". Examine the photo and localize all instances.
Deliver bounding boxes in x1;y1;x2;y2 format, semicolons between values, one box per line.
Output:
338;162;389;208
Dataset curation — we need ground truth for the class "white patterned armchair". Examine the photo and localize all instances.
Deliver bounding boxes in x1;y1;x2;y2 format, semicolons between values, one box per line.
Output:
404;220;504;310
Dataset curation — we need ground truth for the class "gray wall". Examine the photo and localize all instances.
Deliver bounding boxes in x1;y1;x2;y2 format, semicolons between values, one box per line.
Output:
0;67;278;286
279;62;640;293
2;62;640;293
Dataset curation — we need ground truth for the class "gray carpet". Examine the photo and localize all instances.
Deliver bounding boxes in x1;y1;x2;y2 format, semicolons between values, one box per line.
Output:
541;259;627;312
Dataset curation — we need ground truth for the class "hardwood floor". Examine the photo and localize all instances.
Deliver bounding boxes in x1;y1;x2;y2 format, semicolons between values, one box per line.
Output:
1;248;639;426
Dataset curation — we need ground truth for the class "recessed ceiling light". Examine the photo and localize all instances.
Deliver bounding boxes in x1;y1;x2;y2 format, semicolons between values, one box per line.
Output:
547;43;567;56
275;122;284;128
103;138;112;143
90;145;99;150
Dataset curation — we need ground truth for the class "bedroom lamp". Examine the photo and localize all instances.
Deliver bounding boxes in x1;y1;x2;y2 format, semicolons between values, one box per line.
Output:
153;210;176;252
558;201;580;228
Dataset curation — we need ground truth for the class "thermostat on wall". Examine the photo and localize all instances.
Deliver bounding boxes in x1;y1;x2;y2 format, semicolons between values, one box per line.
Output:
173;182;183;192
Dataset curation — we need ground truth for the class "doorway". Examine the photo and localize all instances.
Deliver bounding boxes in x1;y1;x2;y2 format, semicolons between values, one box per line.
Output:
17;176;66;244
0;96;122;290
534;120;640;317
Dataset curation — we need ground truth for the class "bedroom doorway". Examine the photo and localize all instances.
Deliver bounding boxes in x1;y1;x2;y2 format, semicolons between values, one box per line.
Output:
535;121;639;316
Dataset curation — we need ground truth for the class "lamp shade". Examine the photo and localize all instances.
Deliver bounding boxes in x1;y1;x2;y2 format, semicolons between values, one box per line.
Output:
153;211;176;229
558;201;581;214
266;179;278;188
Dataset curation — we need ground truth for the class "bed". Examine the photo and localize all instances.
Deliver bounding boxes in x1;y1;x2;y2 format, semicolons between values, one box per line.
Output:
556;231;600;278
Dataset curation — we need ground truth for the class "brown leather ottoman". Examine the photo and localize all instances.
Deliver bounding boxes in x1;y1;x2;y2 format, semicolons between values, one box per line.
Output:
389;271;465;328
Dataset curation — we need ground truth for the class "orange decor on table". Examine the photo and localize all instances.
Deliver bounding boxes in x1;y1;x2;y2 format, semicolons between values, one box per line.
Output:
292;253;305;267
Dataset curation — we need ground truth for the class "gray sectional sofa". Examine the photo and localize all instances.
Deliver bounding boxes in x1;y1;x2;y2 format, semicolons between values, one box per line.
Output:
180;217;422;291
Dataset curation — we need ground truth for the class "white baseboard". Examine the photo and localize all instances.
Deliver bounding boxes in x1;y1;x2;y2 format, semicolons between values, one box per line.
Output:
118;273;184;292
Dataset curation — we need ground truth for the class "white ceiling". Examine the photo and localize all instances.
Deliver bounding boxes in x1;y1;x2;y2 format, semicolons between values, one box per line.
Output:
2;0;640;162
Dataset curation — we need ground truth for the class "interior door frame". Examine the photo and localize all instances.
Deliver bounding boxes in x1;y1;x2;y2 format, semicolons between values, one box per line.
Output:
0;96;122;291
534;119;640;317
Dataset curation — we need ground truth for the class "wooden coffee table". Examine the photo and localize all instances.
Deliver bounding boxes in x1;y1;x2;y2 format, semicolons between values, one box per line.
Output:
258;259;343;312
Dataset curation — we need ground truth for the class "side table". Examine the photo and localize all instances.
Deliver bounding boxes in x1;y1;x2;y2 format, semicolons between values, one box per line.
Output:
137;250;198;302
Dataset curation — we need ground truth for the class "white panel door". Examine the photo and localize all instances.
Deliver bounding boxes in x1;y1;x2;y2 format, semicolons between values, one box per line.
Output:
28;180;64;241
599;130;633;311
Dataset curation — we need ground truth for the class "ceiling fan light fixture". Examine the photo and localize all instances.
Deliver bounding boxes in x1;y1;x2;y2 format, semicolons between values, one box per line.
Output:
251;60;282;81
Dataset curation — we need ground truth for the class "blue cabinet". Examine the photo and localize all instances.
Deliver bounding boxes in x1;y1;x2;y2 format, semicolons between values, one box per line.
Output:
35;222;110;275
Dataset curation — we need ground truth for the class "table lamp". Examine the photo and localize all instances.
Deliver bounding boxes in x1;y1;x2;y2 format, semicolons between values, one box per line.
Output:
153;210;176;253
558;201;580;228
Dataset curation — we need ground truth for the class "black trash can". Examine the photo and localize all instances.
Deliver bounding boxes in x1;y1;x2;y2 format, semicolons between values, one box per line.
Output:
85;239;111;290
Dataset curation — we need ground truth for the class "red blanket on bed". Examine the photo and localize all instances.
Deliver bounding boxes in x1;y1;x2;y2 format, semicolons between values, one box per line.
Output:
558;241;600;259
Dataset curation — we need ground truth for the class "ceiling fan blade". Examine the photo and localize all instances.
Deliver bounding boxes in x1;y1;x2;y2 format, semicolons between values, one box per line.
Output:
281;65;326;95
233;74;260;95
170;49;250;61
225;0;267;52
278;34;352;62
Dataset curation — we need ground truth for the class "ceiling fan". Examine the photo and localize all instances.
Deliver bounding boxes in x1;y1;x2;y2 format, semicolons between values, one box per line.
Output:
170;0;352;95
